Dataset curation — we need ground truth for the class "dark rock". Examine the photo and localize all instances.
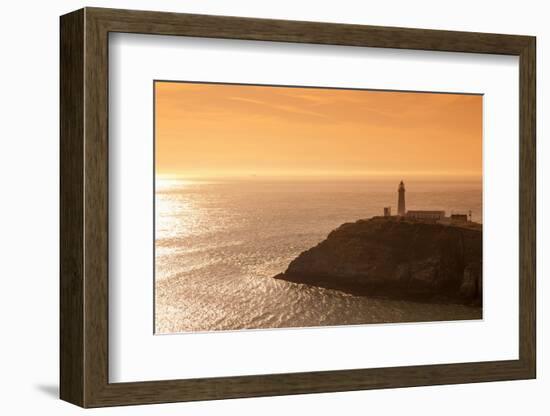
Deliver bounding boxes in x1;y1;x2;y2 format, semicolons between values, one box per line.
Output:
274;217;482;305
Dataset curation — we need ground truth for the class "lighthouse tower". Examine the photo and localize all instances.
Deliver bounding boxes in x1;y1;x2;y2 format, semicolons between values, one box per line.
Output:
398;180;406;216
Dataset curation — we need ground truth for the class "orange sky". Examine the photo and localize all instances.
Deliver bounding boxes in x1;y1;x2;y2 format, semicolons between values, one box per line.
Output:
155;81;482;179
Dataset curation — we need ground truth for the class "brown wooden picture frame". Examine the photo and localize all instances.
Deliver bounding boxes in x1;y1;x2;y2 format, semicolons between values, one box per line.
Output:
60;7;536;408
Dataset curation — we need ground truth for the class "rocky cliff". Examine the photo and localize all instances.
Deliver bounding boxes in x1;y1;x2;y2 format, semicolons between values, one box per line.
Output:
275;218;482;305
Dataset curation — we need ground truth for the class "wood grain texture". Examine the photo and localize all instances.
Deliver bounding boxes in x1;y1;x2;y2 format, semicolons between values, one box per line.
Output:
89;7;532;54
59;8;84;407
518;38;536;375
83;10;110;406
59;7;537;408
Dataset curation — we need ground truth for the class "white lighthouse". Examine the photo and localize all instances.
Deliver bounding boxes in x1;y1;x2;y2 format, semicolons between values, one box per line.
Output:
398;180;406;216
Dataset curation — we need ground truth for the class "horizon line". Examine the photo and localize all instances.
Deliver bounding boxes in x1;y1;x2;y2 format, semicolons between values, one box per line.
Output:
156;171;483;177
156;172;483;181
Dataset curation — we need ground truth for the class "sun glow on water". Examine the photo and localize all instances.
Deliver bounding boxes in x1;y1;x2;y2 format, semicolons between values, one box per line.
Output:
155;177;197;191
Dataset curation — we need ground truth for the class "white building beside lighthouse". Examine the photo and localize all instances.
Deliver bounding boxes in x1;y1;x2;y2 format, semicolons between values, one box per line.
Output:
391;180;467;223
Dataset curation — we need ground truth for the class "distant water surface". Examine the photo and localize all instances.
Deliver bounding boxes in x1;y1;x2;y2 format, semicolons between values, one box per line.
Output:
155;178;482;333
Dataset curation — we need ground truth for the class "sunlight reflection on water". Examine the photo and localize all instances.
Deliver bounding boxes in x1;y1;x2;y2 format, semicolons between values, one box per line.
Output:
155;179;482;333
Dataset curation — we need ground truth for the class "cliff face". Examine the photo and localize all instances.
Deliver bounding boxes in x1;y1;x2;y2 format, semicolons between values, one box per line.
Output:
275;218;482;305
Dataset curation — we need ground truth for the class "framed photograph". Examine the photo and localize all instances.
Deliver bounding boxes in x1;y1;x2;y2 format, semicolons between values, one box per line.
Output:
60;7;536;407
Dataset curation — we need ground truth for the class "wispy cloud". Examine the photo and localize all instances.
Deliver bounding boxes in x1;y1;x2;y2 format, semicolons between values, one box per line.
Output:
228;96;328;119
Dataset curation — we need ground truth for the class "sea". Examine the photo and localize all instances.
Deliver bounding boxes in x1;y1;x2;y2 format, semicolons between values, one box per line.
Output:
155;178;482;334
